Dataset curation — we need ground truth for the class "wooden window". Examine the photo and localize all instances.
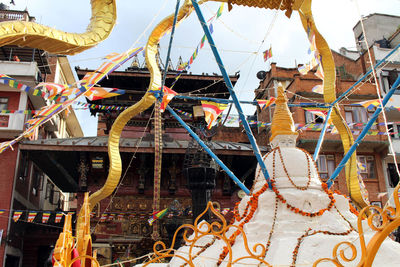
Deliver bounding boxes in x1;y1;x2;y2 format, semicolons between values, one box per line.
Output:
387;163;399;188
17;152;30;182
0;97;8;110
317;154;335;179
31;166;43;196
344;106;375;129
357;155;376;179
305;110;324;124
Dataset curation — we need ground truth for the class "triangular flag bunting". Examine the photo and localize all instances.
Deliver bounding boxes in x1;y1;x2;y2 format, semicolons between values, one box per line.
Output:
28;211;37;223
42;212;51;223
100;213;108;222
55;212;63;223
256;97;276;110
312;84;323;94
13;211;23;222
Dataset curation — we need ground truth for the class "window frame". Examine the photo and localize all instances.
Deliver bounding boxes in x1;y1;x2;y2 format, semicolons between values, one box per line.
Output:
0;97;8;110
317;154;335;179
357;155;376;179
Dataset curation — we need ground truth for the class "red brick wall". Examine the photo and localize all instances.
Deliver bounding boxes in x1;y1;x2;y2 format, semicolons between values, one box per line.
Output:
0;145;18;265
0;91;21;110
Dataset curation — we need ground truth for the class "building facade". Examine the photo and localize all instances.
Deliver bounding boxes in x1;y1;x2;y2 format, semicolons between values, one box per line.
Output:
254;13;400;210
0;6;83;267
352;13;400;205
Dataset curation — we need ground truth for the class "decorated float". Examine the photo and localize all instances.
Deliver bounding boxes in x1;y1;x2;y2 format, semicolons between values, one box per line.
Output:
0;0;400;266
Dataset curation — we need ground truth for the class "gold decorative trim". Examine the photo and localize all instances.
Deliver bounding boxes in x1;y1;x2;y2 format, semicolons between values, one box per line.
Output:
144;202;272;266
314;183;400;266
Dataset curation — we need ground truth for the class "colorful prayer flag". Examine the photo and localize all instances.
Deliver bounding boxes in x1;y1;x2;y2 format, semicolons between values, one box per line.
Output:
216;3;224;18
35;82;67;100
42;212;51;223
263;46;273;62
160;86;177;112
222;208;230;215
28;211;37;223
55;212;63;223
148;208;168;225
312;84;323;94
256;97;276;110
100;213;108;223
0;209;5;215
315;65;324;80
13;211;23;222
201;101;228;129
117;213;124;221
108;213;115;221
84;87;125;101
358;99;382;111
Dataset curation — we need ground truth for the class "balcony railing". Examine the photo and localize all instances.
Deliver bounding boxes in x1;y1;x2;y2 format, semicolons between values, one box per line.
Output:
0;10;32;22
0;113;25;131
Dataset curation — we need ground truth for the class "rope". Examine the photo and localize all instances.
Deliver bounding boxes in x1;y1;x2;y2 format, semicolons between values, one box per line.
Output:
354;0;400;208
90;108;155;234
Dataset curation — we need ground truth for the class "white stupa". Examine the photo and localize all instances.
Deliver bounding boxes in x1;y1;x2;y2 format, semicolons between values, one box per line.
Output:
143;84;400;266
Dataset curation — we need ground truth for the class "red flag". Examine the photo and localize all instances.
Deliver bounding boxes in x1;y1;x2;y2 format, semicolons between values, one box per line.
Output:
160;86;177;112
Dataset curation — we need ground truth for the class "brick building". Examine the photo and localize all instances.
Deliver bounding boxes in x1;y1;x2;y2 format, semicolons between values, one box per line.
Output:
0;6;83;267
351;13;400;205
255;50;390;208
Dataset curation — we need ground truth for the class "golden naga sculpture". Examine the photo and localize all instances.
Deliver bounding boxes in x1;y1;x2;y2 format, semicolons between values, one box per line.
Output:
0;0;117;55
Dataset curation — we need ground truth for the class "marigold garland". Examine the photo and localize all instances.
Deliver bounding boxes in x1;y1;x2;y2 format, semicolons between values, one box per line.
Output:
277;146;312;190
218;146;344;265
272;148;336;217
218;182;269;265
291;227;354;266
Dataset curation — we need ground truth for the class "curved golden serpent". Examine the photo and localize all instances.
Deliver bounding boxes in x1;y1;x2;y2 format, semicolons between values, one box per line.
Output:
88;0;197;209
0;0;117;55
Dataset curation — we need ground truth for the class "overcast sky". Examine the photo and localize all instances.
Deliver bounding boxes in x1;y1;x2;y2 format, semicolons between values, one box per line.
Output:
9;0;400;136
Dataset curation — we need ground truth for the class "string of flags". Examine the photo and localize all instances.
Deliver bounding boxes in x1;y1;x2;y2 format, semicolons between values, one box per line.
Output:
0;47;143;154
0;75;126;104
3;210;75;223
170;4;224;90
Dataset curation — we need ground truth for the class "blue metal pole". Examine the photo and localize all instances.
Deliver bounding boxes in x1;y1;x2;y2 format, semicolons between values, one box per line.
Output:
313;107;333;161
191;0;273;187
166;105;251;195
333;43;400;106
327;74;400;188
160;0;180;91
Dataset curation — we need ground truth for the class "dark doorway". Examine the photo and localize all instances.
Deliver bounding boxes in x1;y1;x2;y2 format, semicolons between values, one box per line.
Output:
5;255;19;267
